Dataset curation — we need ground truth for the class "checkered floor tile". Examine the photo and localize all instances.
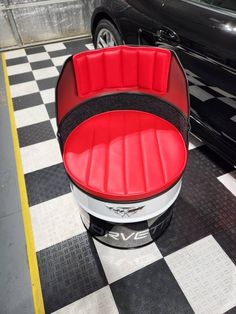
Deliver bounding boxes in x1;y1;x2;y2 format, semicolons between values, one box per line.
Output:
5;37;236;314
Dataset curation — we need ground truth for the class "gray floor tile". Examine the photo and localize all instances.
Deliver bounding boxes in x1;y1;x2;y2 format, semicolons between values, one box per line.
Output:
25;163;70;206
17;120;55;147
12;92;43;111
111;259;194;314
37;232;108;314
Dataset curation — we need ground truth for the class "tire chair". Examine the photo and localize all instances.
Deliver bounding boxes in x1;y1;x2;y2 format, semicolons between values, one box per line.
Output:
56;46;189;249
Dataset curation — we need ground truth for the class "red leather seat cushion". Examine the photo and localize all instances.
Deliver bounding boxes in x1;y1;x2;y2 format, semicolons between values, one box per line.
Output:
63;110;187;201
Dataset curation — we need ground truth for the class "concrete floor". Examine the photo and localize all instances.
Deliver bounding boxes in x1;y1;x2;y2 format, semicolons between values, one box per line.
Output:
0;56;34;314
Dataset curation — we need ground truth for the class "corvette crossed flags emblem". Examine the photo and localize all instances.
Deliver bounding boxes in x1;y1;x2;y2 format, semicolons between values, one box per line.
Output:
106;205;145;217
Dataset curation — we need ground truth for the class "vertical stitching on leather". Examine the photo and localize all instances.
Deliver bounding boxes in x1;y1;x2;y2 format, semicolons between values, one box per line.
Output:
85;126;95;187
155;129;166;185
137;50;140;90
102;51;106;90
120;48;124;88
122;111;127;195
152;51;157;92
85;55;91;96
138;113;147;193
104;113;110;193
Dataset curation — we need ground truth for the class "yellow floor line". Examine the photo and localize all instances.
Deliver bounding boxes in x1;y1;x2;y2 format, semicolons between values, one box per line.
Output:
1;53;45;314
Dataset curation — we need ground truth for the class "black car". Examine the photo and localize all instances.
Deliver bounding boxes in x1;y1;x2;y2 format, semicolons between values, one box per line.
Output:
91;0;236;166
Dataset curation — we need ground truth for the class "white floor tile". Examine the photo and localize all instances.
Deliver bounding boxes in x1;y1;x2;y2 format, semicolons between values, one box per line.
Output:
85;43;95;50
189;85;214;102
165;235;236;314
5;49;26;60
10;81;39;98
27;52;50;63
40;88;55;104
20;139;62;174
7;63;32;76
185;69;199;78
14;104;48;128
53;286;119;314
30;193;86;251
189;133;203;150
50;117;58;135
187;76;205;86
230;115;236;123
44;42;66;52
94;240;162;284
51;55;71;66
32;67;59;80
217;171;236;197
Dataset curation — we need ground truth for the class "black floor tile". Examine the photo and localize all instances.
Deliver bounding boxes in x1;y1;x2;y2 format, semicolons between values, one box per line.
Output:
9;72;34;85
155;197;208;257
17;120;55;147
57;65;63;73
12;92;43;111
63;37;91;49
25;163;70;206
37;232;108;314
214;230;236;264
187;80;194;86
201;85;224;98
111;259;193;314
37;76;58;91
6;56;28;66
63;37;91;55
225;306;236;314
25;46;46;54
49;49;69;58
186;146;233;180
30;59;54;70
155;146;236;257
45;102;56;119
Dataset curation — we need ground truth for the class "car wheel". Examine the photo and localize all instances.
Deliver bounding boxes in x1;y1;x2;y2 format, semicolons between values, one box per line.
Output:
94;19;123;48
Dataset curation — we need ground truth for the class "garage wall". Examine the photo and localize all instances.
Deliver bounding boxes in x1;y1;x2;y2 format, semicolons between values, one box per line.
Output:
0;0;96;50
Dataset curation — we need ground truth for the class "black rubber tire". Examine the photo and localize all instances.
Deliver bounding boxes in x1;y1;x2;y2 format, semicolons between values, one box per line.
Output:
93;19;123;48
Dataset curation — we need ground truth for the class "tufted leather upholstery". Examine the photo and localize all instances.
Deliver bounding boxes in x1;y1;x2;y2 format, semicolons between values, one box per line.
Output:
73;46;171;97
63;110;187;201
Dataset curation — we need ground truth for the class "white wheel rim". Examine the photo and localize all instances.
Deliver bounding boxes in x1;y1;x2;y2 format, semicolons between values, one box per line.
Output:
97;28;117;48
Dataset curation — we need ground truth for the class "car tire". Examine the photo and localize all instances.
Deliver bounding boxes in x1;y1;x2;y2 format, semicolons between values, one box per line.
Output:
93;19;123;48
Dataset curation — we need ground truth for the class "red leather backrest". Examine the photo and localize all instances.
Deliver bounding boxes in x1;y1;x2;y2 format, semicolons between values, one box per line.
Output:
73;46;171;97
56;46;189;124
